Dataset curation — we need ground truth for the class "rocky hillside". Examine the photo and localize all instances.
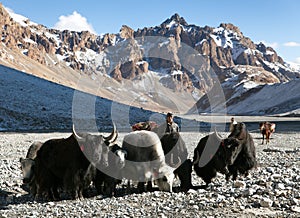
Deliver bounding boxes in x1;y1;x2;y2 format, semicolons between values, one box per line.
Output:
0;4;299;115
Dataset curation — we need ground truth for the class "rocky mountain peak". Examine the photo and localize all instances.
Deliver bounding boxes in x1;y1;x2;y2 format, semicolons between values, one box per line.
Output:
162;13;188;27
0;3;8;16
120;25;134;39
219;23;243;36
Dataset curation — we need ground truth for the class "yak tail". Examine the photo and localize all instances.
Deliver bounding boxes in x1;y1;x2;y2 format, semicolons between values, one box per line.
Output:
192;150;200;165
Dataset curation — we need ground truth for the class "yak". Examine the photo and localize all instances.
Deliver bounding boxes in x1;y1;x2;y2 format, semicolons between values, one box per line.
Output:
33;124;118;200
225;122;257;181
259;121;276;144
192;130;242;187
160;132;192;192
120;130;176;193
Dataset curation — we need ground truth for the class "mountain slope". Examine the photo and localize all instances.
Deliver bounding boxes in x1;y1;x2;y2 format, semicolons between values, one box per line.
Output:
0;65;206;131
188;66;300;115
226;80;300;115
0;65;159;131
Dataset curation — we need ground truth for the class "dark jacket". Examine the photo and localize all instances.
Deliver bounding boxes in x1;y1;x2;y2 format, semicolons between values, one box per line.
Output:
165;122;179;133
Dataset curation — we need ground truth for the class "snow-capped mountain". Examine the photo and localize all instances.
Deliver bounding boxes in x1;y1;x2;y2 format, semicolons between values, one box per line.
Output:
0;5;299;117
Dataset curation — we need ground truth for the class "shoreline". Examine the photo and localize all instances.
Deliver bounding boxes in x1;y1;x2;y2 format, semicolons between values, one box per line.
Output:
179;114;300;123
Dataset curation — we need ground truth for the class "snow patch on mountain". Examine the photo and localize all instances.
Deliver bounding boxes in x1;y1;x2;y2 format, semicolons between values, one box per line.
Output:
5;6;38;27
227;80;300;115
286;62;300;72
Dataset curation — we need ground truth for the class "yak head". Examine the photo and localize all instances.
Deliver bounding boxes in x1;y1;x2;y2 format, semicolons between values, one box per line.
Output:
193;131;227;172
228;122;247;141
223;122;248;165
153;165;175;192
222;137;243;165
160;132;187;169
73;123;118;168
19;157;35;184
109;144;127;170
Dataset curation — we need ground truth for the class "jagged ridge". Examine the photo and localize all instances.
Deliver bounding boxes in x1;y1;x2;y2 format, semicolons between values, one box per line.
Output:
0;4;299;115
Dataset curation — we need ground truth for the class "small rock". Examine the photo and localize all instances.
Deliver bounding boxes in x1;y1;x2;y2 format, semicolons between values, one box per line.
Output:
234;181;246;189
266;167;275;173
243;188;255;196
158;213;167;218
189;200;195;204
291;198;299;206
187;189;197;194
260;198;273;208
48;202;55;206
192;205;199;210
291;206;300;213
275;190;287;197
276;183;285;190
271;174;282;179
216;194;226;202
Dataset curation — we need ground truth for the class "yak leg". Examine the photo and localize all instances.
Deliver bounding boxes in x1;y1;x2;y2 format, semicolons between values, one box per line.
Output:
229;165;238;181
266;132;270;144
174;160;192;192
137;182;145;193
64;170;78;199
35;166;54;201
94;170;105;195
51;187;60;200
225;173;231;181
203;170;216;187
126;180;131;194
102;176;118;197
28;176;37;196
243;170;249;178
232;170;238;180
226;165;238;181
146;181;153;192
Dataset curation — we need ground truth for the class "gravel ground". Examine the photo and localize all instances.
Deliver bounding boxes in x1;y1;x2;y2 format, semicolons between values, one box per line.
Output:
0;130;299;218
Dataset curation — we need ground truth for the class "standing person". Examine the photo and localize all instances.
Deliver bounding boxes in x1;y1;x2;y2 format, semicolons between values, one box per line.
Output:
153;112;179;138
165;112;179;133
229;117;237;133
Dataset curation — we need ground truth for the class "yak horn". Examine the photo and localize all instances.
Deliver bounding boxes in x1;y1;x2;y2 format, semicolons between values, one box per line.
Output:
72;124;83;140
174;156;181;169
170;153;181;169
104;122;118;143
170;153;174;166
214;127;223;141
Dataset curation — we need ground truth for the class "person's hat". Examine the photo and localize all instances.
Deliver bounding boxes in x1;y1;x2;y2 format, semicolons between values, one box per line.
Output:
166;112;173;117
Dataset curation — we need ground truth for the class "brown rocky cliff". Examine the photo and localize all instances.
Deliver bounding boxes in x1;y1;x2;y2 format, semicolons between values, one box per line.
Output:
120;25;134;39
0;4;104;70
0;4;46;64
